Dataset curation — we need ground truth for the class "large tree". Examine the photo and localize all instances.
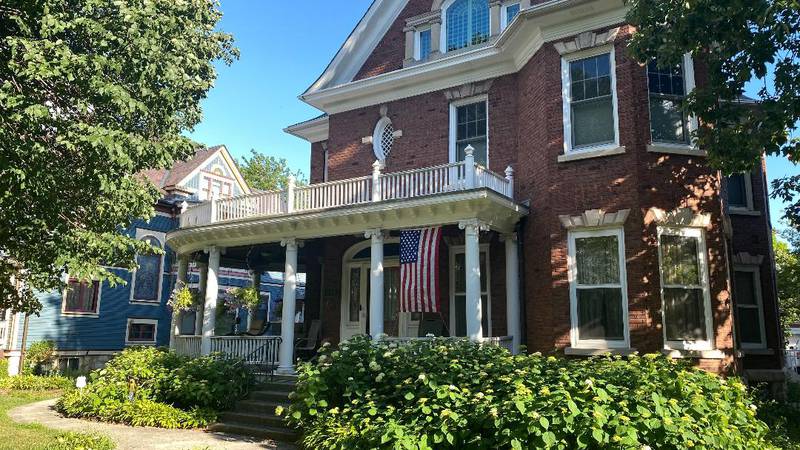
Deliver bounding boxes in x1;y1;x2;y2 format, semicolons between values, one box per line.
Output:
626;0;800;226
238;149;306;192
775;231;800;332
0;0;237;313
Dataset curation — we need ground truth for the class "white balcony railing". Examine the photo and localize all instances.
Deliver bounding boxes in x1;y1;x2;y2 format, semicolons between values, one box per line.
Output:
180;148;514;228
174;335;281;364
174;335;201;357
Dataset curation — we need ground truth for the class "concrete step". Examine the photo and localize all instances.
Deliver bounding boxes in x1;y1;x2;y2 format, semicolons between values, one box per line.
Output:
249;390;292;402
220;411;286;428
208;422;299;443
235;399;289;414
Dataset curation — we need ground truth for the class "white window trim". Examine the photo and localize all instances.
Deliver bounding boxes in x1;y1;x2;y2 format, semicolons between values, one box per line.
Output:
560;44;621;156
657;226;714;351
372;116;393;161
500;2;521;31
414;26;432;61
646;53;701;154
449;243;492;337
125;318;158;345
733;265;767;350
728;171;756;214
449;95;489;166
439;0;493;55
567;227;630;349
61;278;102;318
129;229;166;306
199;170;235;201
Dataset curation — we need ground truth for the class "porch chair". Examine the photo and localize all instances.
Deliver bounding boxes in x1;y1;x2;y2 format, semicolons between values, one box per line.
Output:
295;320;321;360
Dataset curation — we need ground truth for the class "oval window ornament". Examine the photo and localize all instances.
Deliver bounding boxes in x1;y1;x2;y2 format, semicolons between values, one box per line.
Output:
372;116;394;161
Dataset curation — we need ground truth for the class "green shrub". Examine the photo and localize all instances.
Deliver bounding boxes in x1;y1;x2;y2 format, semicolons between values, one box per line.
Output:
51;432;115;450
24;340;56;375
54;346;252;429
284;336;775;450
757;399;800;450
0;358;8;379
0;374;73;391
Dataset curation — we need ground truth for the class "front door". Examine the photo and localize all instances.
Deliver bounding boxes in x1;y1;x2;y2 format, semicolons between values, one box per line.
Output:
340;260;420;341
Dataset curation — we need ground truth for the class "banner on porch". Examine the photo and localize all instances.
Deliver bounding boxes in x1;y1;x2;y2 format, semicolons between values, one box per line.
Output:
399;227;442;313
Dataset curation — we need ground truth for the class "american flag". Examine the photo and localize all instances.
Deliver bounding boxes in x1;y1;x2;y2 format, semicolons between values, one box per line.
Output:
400;227;442;313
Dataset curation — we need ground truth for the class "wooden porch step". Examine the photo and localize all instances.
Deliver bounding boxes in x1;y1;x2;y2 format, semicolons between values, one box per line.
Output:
208;422;299;443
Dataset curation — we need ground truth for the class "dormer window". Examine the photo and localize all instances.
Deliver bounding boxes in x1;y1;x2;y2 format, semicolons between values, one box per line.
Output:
444;0;490;53
416;28;432;61
501;2;521;30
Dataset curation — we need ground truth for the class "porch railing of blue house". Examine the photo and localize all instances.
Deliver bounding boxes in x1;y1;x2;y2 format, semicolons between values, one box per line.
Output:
180;150;515;229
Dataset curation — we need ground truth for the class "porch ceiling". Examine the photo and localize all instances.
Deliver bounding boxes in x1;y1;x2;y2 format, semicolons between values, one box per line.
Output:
167;189;528;254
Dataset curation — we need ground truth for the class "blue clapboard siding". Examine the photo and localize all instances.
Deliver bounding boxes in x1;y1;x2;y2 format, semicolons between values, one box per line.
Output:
21;214;304;352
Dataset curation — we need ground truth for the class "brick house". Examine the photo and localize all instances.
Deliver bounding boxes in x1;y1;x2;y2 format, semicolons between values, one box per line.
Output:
168;0;783;384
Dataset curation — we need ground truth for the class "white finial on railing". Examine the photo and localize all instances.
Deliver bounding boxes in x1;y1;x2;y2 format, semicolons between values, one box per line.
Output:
180;201;188;214
208;192;217;223
286;175;296;213
464;145;476;189
504;165;514;198
372;160;383;202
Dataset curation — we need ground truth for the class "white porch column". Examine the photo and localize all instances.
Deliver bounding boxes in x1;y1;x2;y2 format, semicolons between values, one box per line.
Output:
365;229;384;339
504;233;521;354
249;269;262;331
170;255;190;349
278;238;299;374
459;219;487;340
195;263;207;335
201;247;221;355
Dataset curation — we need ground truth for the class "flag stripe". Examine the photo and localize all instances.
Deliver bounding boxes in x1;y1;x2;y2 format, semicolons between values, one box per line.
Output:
399;227;441;313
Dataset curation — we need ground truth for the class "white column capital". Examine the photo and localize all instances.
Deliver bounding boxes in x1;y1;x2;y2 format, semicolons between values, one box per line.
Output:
499;232;518;243
204;245;224;256
364;228;386;241
458;219;490;234
280;238;303;249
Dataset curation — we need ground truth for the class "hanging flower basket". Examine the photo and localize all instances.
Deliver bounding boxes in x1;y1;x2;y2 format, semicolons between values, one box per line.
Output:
168;281;200;315
225;286;261;313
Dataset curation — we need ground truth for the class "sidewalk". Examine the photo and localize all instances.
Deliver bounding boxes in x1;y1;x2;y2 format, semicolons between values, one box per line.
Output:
8;399;297;450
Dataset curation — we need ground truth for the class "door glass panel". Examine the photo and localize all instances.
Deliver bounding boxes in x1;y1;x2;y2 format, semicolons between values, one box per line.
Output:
455;294;466;336
348;267;361;323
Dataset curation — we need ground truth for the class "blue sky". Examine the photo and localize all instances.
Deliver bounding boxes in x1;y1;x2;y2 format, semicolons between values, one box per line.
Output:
189;1;797;228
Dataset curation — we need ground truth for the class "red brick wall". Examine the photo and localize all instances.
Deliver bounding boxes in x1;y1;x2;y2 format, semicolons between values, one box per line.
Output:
309;142;326;184
309;17;782;373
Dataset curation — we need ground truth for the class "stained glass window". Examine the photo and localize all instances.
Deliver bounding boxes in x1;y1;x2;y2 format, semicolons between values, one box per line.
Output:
446;0;490;52
133;236;162;302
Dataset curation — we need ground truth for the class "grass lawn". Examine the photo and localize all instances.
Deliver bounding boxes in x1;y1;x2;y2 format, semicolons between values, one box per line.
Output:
0;389;66;450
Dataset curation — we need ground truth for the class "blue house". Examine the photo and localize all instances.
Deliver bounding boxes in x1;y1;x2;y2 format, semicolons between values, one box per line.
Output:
0;146;305;374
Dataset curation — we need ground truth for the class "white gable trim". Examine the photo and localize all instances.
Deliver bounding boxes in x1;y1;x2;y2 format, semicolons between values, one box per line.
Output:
304;0;410;95
175;145;252;195
301;0;627;114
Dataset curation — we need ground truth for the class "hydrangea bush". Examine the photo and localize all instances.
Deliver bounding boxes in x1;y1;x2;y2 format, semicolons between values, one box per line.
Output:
283;336;775;449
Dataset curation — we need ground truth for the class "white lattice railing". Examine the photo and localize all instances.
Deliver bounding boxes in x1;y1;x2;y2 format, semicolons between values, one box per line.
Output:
174;335;202;357
179;147;514;228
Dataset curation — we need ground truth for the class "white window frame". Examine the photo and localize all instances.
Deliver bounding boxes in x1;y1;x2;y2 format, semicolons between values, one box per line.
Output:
449;243;492;337
657;226;714;351
733;265;767;350
125;318;158;345
61;277;102;317
129;229;166;306
646;53;699;152
500;2;521;31
561;45;620;155
414;26;433;61
449;95;489;166
567;227;630;349
439;0;492;54
727;171;755;213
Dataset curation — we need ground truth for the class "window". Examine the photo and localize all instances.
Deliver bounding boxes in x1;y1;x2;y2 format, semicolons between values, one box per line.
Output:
131;234;164;304
657;228;713;350
416;28;432;61
501;2;520;30
450;246;491;337
59;357;80;373
373;117;394;161
444;0;490;53
63;278;100;315
450;98;488;166
126;319;157;344
568;229;629;348
647;59;690;144
561;48;618;152
734;268;766;348
726;172;754;212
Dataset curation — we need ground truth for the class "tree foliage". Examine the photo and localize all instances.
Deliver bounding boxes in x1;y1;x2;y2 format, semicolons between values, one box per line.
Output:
0;0;237;313
626;0;800;226
238;149;306;191
775;230;800;331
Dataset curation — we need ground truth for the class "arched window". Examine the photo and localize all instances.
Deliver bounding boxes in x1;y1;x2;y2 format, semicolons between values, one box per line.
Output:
133;236;163;302
445;0;490;53
373;117;394;161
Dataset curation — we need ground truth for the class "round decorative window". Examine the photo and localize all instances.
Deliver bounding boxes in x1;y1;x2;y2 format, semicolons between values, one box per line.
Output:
372;117;394;161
